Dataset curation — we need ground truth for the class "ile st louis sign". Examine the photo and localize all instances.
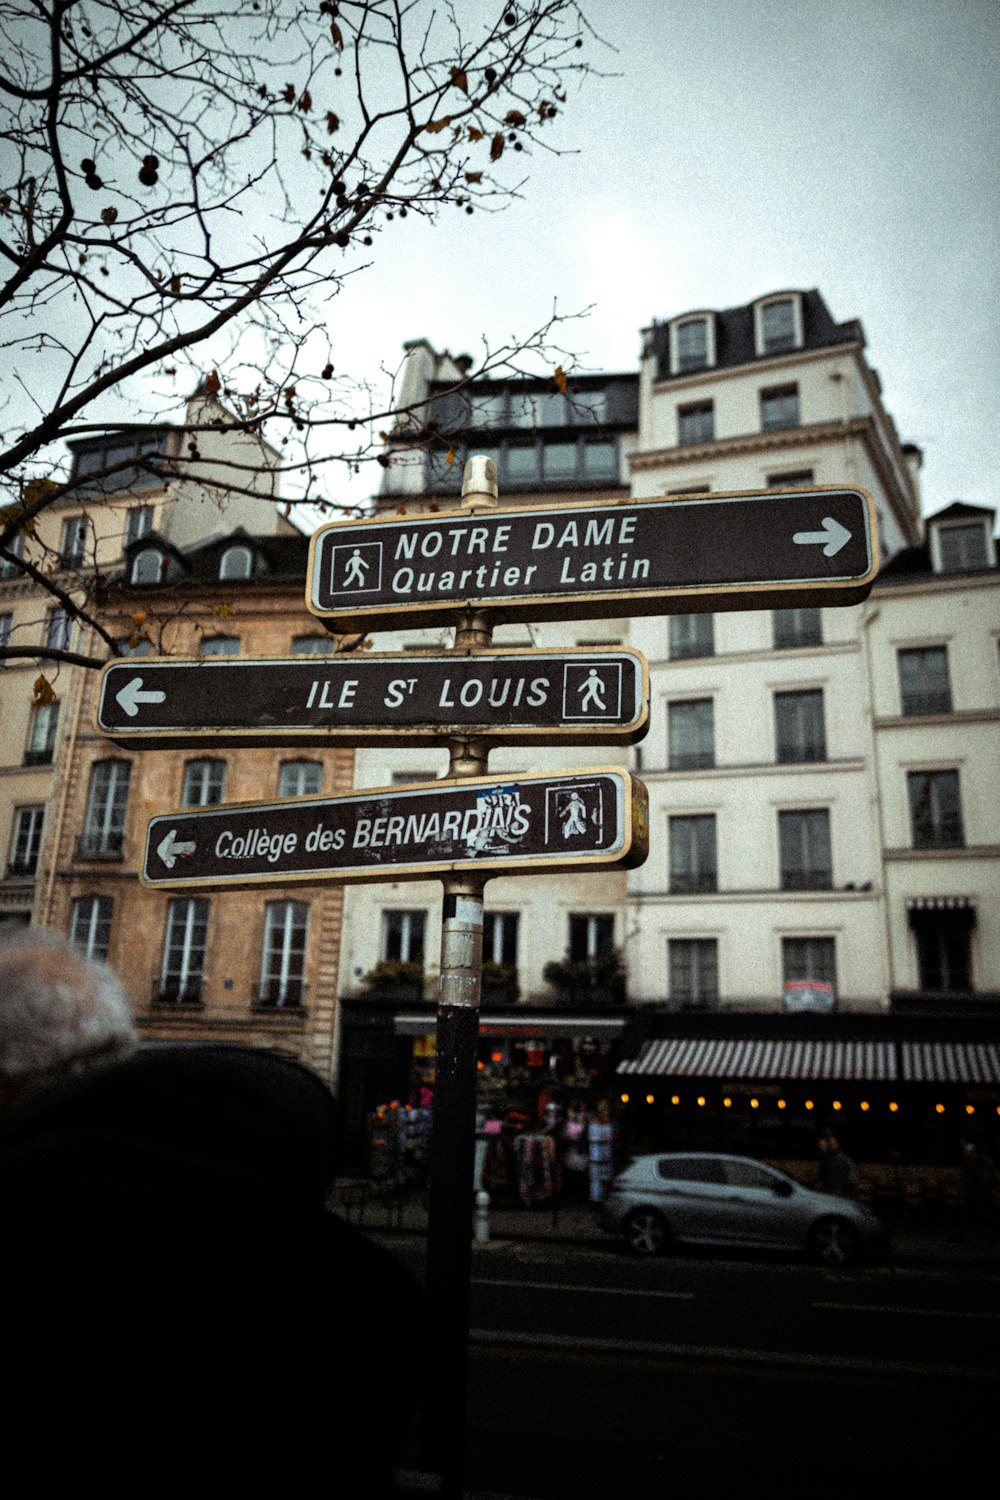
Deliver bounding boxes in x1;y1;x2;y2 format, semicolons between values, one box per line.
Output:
141;769;649;890
96;648;649;749
306;485;879;631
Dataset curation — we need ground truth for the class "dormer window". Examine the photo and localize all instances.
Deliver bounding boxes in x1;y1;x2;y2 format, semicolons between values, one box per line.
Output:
670;315;715;375
934;520;989;573
132;547;167;584
219;544;254;581
754;294;803;356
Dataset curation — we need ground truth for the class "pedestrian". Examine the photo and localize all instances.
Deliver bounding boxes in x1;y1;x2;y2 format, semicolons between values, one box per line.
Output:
818;1130;858;1198
958;1137;995;1230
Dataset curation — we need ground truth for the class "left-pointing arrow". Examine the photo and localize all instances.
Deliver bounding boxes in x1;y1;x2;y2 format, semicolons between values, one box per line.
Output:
116;676;167;718
157;829;197;869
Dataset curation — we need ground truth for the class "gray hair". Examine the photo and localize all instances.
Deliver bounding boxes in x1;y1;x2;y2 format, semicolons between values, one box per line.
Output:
0;925;137;1103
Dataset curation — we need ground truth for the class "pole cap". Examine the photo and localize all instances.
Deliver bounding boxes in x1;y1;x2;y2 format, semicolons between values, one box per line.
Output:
462;454;499;509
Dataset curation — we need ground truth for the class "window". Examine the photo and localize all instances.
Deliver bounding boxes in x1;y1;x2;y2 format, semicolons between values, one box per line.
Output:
678;401;714;446
672;317;712;374
200;636;239;656
131;547;168;584
782;936;836;986
767;469;814;490
117;636;152;657
279;760;322;798
907;770;963;848
0;531;25;579
669;815;717;892
158;898;209;1004
124;506;154;547
773;608;821;649
778;809;832;889
757;296;800;355
569;914;614;960
668;939;718;1007
72;434;165;494
70;895;113;963
45;609;72;652
9;805;44;877
0;611;12;654
669;613;714;660
82;760;131;857
774;690;826;763
898;647;951;716
383;909;426;963
484;912;519;966
258;901;309;1007
292;635;335;655
60;515;92;566
937;522;989;573
908;904;974;993
25;701;59;765
669;700;714;770
219;545;254;581
760;384;800;431
182;759;226;806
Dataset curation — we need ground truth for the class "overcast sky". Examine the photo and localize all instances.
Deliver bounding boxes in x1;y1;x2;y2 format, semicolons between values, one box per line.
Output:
320;0;999;523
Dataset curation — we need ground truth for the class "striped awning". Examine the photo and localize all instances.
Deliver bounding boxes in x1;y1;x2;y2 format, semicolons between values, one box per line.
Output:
617;1036;896;1082
900;1040;1000;1084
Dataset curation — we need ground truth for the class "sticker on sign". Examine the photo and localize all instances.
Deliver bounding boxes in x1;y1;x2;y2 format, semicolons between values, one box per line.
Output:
141;769;649;890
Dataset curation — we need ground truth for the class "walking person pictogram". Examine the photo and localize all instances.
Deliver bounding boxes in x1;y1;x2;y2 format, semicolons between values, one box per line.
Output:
343;548;369;588
560;790;588;838
578;668;607;714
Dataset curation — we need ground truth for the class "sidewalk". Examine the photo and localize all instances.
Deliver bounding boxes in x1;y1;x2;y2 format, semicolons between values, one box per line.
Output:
333;1180;1000;1270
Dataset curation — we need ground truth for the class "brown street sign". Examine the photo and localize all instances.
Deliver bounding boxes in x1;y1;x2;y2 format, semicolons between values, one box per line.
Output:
141;769;648;890
94;648;649;748
306;486;879;630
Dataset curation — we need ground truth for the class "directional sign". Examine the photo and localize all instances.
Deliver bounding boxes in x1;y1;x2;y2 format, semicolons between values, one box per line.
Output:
141;769;648;890
95;649;649;748
306;486;878;630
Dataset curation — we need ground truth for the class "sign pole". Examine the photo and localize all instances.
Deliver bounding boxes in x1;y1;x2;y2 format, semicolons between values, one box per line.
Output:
421;468;497;1497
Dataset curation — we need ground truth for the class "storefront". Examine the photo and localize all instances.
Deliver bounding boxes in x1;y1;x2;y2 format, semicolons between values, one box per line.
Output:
338;997;634;1180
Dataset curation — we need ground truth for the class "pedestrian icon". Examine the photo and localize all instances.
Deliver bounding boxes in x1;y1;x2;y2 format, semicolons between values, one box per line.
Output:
562;661;623;720
328;540;383;595
560;790;588;838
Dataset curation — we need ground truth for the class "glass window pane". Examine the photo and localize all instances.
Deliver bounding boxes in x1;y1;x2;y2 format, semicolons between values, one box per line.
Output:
669;614;714;659
182;759;226;806
383;910;426;964
775;690;826;763
542;442;578;480
581;441;616;478
898;647;951;715
676;319;708;372
70;895;113;962
159;898;209;1001
506;445;540;483
279;761;322;797
678;402;714;446
669;815;717;892
83;761;131;855
761;299;796;352
260;900;310;1006
760;384;800;431
200;637;240;656
907;770;963;848
938;523;988;572
668;700;714;770
778;810;832;889
773;608;821;648
10;805;44;875
484;912;519;966
292;636;335;655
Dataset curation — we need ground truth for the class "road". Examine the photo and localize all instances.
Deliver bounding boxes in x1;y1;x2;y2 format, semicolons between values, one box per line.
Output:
386;1236;1000;1497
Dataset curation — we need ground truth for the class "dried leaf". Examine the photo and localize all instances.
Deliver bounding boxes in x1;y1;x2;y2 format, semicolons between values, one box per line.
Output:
553;365;567;394
490;133;505;161
282;83;295;104
169;274;181;295
100;206;117;225
445;447;455;465
450;67;468;94
464;171;483;184
298;90;312;112
467;126;484;142
504;110;527;127
326;111;340;134
203;370;221;396
131;610;146;628
331;21;343;47
127;633;142;649
33;674;56;706
424;117;452;134
213;602;234;619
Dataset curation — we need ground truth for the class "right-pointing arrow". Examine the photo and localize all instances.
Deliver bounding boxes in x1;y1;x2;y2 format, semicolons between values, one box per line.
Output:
116;675;167;718
792;515;853;558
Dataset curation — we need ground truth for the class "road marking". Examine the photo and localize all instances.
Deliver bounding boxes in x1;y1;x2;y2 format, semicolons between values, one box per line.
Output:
473;1276;695;1300
814;1300;1000;1321
469;1329;996;1382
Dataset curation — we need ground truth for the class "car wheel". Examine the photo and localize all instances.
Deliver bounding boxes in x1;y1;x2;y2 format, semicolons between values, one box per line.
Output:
809;1217;858;1267
624;1207;669;1257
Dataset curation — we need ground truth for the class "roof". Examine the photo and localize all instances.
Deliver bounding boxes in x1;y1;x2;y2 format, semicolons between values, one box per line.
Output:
111;528;311;587
647;287;861;382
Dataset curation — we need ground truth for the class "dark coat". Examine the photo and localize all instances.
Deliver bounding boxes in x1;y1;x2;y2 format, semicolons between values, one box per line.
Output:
0;1045;421;1492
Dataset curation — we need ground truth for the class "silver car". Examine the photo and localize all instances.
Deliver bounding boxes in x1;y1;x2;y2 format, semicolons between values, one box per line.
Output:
601;1152;889;1265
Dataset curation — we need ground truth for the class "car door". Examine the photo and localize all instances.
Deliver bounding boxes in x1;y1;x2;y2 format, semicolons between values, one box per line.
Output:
653;1155;728;1241
718;1159;800;1247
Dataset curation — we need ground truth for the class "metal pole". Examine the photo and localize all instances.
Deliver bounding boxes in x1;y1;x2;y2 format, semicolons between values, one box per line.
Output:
420;459;497;1498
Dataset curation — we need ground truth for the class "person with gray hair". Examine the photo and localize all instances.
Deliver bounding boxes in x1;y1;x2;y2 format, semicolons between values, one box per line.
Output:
0;924;136;1112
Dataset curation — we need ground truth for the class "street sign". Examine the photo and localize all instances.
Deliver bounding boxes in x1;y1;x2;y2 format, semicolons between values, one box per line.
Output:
141;769;648;890
95;649;649;748
306;486;879;630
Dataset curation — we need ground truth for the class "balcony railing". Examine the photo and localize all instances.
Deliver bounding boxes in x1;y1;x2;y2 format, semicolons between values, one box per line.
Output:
252;980;307;1011
23;748;54;766
5;859;38;879
74;832;125;861
151;979;204;1008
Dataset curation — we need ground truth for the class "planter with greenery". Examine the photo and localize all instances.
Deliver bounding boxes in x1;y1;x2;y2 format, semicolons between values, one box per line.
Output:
360;959;425;1002
542;950;627;1006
